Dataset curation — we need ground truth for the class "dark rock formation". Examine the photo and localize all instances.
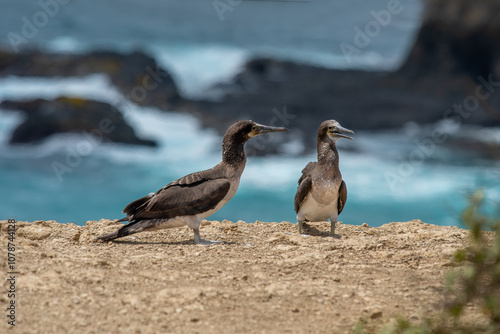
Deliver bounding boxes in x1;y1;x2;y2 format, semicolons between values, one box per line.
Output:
185;57;500;139
182;0;500;154
1;97;156;147
400;0;500;80
0;50;175;147
0;50;182;110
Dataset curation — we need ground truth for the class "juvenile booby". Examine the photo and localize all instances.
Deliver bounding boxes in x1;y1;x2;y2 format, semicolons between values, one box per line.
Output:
98;120;288;245
294;120;354;236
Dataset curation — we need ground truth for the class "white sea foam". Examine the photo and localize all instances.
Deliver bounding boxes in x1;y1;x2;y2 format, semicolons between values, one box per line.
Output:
0;110;23;145
149;43;248;98
100;107;221;171
46;36;86;53
0;75;121;103
241;155;312;191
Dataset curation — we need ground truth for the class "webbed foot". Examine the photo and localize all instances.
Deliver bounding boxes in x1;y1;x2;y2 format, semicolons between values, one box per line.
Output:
193;228;223;245
195;238;223;245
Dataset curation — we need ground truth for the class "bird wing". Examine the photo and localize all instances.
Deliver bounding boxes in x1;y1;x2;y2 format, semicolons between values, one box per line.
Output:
294;174;312;213
141;178;231;219
167;169;220;187
338;180;347;214
122;193;155;218
122;167;231;222
297;162;317;185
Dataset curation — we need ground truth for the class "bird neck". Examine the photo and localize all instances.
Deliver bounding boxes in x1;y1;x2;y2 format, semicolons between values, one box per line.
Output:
317;136;339;168
222;134;247;167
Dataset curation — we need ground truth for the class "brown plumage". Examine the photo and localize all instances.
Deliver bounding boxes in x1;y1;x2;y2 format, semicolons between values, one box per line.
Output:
294;120;354;236
97;120;288;245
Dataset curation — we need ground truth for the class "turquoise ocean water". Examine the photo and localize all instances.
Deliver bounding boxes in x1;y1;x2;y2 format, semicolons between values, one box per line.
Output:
0;0;499;227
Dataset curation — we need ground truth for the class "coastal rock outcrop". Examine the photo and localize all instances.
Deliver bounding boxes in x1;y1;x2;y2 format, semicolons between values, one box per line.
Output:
0;50;182;110
1;97;157;146
400;0;500;80
0;50;179;146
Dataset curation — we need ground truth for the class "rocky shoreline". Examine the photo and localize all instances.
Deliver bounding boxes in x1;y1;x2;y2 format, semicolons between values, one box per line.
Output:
0;0;499;156
1;97;157;146
1;48;499;156
0;219;490;333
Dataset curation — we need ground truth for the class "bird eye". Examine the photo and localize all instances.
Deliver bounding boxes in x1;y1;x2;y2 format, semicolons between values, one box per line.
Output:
328;126;333;130
252;126;256;131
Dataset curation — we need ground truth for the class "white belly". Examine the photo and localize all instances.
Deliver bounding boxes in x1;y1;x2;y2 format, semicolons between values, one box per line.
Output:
298;192;339;222
152;216;194;230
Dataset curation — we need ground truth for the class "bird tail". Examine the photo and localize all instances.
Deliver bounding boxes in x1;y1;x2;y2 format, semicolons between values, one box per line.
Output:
96;218;135;242
96;225;133;242
97;219;157;242
98;193;156;242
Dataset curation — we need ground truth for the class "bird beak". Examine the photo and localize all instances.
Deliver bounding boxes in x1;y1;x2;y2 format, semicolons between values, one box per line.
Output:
328;125;354;140
253;124;289;136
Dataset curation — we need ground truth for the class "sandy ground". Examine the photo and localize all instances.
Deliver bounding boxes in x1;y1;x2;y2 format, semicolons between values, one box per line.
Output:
0;219;480;333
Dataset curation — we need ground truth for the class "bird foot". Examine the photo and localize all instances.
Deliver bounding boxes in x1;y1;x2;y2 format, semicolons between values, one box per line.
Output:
298;220;304;235
195;238;223;246
330;222;336;237
193;229;223;245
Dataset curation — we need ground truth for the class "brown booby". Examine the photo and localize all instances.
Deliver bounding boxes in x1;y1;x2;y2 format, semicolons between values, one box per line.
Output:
97;120;288;245
294;120;354;236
